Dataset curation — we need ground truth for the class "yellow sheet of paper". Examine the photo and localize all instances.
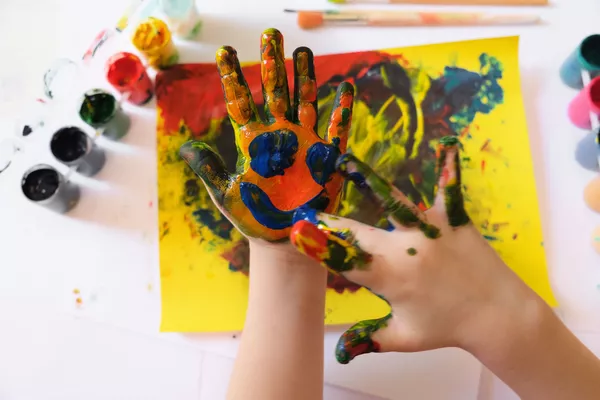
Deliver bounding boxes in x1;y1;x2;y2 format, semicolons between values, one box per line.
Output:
156;36;556;332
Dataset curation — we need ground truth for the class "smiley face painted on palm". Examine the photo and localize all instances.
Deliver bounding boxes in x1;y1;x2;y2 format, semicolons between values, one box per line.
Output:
180;28;355;241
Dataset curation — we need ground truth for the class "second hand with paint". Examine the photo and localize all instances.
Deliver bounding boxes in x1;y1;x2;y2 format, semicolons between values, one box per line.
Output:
287;9;540;30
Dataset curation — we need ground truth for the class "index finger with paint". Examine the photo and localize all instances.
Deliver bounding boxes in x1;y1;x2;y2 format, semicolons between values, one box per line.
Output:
180;29;355;242
291;137;530;364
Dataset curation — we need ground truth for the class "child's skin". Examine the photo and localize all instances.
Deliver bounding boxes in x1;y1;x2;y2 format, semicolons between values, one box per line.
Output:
182;28;600;400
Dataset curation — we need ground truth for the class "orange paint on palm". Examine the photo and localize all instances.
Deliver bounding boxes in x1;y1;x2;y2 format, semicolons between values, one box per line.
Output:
237;120;327;211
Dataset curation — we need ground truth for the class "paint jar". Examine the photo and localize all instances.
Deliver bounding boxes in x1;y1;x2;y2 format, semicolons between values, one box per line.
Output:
159;0;202;40
79;89;131;140
106;52;154;105
575;128;600;172
560;35;600;89
132;17;179;70
568;76;600;129
21;164;80;213
43;58;81;100
50;127;106;177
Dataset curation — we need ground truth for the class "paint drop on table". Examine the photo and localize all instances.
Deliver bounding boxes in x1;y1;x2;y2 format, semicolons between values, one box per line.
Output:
584;176;600;213
592;225;600;254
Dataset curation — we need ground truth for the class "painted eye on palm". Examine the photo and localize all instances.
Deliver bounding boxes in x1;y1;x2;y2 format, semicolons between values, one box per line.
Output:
180;28;355;241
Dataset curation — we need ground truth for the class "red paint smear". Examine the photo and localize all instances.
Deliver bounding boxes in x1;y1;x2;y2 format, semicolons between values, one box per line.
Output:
290;220;328;262
481;160;486;173
417;202;428;212
148;201;153;208
155;51;394;137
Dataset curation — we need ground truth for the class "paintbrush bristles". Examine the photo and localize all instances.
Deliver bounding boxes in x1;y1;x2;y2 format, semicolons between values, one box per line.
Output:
330;0;548;5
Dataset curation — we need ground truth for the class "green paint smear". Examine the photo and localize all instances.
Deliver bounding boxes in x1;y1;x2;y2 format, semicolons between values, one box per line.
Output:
445;183;470;227
325;235;371;273
439;136;459;146
407;248;417;256
336;314;392;364
419;221;441;239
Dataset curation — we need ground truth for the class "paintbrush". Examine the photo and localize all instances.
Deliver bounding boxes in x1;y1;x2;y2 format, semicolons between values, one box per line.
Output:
285;10;540;30
328;0;548;5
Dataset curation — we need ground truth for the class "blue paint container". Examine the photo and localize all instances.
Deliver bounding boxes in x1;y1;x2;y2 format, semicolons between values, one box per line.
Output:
560;35;600;89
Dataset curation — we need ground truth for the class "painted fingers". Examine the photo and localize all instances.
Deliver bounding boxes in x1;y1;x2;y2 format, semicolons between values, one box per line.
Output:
336;315;393;364
336;154;440;238
293;47;318;132
180;141;232;205
290;220;372;274
216;46;259;129
261;28;291;122
326;82;354;152
289;217;398;365
435;136;470;227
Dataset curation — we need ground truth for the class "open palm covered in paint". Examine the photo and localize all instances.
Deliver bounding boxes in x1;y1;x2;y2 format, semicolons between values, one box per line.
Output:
180;28;354;241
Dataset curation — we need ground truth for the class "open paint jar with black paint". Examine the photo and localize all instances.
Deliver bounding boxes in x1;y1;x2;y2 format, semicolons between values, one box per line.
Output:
50;126;106;177
21;164;80;213
79;89;131;140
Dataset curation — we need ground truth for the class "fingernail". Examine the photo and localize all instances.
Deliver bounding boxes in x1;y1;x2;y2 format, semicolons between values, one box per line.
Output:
335;315;392;364
290;220;372;273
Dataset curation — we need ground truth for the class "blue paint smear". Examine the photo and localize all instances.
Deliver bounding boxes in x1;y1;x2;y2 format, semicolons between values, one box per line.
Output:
483;235;499;241
292;206;319;225
306;142;341;185
192;208;233;240
240;182;330;230
249;130;298;178
441;54;504;134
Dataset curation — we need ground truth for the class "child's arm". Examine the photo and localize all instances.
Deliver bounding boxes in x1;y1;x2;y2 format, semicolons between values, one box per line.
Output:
227;243;327;400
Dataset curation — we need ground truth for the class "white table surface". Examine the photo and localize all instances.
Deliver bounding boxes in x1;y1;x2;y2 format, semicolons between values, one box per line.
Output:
1;0;599;399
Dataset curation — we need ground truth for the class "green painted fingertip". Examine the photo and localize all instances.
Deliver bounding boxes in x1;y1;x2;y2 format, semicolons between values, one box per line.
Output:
439;135;460;146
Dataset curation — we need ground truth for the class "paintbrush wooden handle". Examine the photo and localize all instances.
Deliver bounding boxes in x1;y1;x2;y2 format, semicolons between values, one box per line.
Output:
356;11;540;26
342;0;548;5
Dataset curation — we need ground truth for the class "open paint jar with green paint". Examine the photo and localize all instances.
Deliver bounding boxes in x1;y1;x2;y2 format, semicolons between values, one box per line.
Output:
79;89;131;140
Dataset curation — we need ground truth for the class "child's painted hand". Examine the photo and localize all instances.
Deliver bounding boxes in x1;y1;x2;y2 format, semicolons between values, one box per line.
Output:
290;137;540;364
180;28;354;242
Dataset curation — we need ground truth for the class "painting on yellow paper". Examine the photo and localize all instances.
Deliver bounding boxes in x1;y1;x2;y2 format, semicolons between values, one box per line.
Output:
156;36;556;332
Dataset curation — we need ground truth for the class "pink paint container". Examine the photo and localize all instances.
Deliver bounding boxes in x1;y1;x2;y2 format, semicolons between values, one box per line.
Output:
568;76;600;129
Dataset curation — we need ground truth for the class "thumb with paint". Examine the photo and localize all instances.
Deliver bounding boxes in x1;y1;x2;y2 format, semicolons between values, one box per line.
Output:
290;137;549;364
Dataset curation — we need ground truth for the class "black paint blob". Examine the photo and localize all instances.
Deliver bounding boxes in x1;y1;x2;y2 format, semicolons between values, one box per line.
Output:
22;125;33;136
50;127;88;162
22;168;59;201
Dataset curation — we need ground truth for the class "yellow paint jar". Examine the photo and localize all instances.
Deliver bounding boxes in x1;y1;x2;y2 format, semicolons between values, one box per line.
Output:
132;17;179;69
